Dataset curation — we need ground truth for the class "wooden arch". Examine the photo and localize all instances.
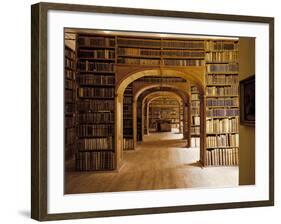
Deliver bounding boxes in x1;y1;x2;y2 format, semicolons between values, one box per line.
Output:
114;68;205;169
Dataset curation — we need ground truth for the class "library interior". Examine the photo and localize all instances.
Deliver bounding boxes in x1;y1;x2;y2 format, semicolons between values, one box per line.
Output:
64;29;255;194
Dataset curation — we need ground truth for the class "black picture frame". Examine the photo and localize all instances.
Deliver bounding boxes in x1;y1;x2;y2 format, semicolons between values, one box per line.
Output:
31;2;274;221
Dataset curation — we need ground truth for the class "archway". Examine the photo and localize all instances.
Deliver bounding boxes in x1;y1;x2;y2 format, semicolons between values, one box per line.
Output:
146;94;182;134
115;68;206;169
132;83;191;149
143;92;183;134
138;89;189;142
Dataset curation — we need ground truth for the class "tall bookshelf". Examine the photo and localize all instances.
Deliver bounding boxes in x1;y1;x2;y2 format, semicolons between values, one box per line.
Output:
204;40;239;166
123;84;134;150
190;85;200;148
66;32;240;170
116;37;205;66
65;46;77;160
75;34;116;171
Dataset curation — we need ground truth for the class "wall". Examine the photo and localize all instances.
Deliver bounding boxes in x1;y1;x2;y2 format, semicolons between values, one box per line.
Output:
0;0;280;224
238;37;256;185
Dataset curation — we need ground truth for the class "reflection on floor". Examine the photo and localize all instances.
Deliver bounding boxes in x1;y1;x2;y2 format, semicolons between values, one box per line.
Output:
65;131;238;194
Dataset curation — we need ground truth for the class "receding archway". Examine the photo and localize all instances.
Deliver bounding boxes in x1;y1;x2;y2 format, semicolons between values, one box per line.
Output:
115;68;206;169
146;94;183;134
132;83;191;149
139;89;188;142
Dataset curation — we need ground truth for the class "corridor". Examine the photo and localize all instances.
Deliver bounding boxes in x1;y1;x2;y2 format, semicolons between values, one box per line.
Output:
65;131;238;194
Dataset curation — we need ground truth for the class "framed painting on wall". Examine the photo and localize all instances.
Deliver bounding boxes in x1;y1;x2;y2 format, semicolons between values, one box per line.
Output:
240;75;255;125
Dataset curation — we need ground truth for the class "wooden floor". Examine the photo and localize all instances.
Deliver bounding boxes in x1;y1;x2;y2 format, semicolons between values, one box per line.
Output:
65;130;238;194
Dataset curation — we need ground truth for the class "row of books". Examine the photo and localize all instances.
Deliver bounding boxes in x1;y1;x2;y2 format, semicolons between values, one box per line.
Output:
124;96;133;104
206;74;239;85
191;137;200;147
123;128;133;137
123;106;133;114
77;75;115;86
65;69;75;80
191;86;199;92
207;63;239;73
78;87;114;98
77;124;114;137
205;51;238;62
65;127;76;145
65;58;75;69
162;50;205;58
206;109;239;117
77;99;114;112
78;61;115;72
76;151;115;171
206;98;239;107
191;93;200;100
206;134;239;147
119;58;204;66
77;36;115;48
153;99;179;105
65;47;75;59
78;137;113;150
117;38;161;47
123;138;134;150
118;58;160;65
205;148;239;166
162;40;205;49
192;116;200;125
205;41;238;51
206;86;238;96
65;89;75;102
137;77;186;83
65;116;76;128
78;49;115;59
65;79;75;90
124;119;133;128
206;117;239;133
118;38;205;48
191;126;200;135
163;59;204;66
191;108;200;115
118;47;160;56
78;112;114;124
118;47;205;58
191;101;200;107
65;103;76;114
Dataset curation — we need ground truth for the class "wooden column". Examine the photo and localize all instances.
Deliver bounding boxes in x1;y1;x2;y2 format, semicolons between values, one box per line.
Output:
183;103;187;139
199;94;206;166
178;104;182;133
115;94;123;170
133;99;137;149
146;102;150;135
187;101;191;148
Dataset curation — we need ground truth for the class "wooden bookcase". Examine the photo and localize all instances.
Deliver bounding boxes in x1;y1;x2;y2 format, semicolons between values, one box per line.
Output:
116;36;205;66
75;34;116;171
123;84;134;150
66;32;240;171
204;40;239;166
190;85;200;147
65;46;77;161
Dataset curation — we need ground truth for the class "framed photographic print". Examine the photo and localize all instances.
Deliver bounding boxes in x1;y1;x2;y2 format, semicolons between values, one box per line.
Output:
31;2;274;221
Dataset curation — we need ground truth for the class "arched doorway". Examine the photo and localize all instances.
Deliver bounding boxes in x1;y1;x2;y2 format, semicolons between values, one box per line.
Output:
115;67;206;169
132;84;191;149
